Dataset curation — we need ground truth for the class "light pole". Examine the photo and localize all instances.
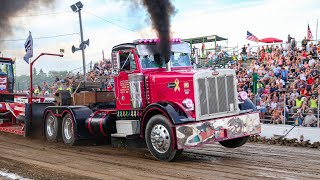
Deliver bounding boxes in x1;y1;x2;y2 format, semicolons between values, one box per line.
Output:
71;1;89;81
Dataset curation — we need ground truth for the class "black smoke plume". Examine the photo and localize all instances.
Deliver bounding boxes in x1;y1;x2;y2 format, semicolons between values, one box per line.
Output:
0;0;55;40
141;0;175;63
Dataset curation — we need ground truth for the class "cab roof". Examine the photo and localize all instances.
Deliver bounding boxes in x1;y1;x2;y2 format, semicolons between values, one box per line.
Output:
0;57;13;62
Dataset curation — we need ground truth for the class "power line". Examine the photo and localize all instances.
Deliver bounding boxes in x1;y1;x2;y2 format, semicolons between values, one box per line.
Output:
84;11;137;33
0;33;79;42
1;11;71;18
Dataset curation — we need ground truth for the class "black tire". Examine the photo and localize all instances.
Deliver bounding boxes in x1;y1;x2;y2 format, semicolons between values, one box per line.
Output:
62;113;76;145
219;136;249;148
45;112;61;142
145;114;183;161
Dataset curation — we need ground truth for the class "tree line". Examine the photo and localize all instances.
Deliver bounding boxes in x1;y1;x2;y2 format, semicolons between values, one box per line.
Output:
15;68;68;91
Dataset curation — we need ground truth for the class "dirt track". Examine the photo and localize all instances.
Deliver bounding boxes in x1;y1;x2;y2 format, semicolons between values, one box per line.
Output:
0;133;319;180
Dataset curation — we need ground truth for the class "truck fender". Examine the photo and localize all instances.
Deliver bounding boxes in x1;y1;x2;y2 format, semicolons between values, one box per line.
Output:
141;101;193;138
44;106;93;140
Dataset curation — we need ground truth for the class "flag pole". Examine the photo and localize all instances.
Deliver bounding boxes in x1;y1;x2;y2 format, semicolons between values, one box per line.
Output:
29;57;31;96
316;19;318;43
14;58;17;92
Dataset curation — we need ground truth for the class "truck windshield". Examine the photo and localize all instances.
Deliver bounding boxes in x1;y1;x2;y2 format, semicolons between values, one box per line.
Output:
137;43;191;69
0;62;12;76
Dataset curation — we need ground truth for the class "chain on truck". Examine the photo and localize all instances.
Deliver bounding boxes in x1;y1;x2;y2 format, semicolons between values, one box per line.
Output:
0;38;261;161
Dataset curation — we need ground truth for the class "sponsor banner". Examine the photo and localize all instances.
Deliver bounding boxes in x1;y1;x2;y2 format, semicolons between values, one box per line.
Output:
14;96;55;103
0;77;7;91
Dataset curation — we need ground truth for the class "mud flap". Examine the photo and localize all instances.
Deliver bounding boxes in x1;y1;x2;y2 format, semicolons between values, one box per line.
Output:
24;103;54;138
24;104;31;137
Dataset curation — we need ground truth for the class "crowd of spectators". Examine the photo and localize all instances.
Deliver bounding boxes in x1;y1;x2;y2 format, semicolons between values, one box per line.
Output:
231;35;320;127
31;35;320;128
32;59;115;97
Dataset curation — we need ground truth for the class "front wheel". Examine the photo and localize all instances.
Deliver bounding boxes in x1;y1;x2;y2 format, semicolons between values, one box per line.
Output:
145;114;183;161
219;136;249;148
62;113;76;145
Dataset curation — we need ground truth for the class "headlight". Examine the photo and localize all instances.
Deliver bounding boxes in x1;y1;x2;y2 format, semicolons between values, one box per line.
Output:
182;98;194;111
238;91;248;102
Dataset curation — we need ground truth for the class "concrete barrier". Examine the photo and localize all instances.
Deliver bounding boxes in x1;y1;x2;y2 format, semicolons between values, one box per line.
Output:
260;124;320;143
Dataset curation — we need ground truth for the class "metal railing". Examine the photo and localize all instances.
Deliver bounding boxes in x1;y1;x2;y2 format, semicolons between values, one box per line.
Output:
259;91;320;128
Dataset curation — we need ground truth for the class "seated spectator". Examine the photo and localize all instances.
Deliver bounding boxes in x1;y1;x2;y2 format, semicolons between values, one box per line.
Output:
288;89;299;106
306;75;314;91
301;96;309;112
275;76;285;89
300;86;308;96
302;110;318;127
291;96;304;113
312;78;320;91
270;83;278;93
292;110;304;126
271;105;283;124
307;95;318;113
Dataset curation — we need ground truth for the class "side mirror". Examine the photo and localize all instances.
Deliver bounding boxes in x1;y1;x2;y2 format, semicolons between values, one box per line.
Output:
111;52;120;69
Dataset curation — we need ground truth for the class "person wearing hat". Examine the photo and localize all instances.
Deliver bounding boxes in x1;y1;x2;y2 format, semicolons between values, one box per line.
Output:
302;110;317;127
292;109;304;126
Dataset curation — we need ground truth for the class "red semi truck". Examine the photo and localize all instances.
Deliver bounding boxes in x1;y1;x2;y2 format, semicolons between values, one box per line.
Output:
0;39;260;161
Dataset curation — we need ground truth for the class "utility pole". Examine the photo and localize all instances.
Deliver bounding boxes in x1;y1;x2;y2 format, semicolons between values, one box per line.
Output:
78;10;86;81
71;1;89;81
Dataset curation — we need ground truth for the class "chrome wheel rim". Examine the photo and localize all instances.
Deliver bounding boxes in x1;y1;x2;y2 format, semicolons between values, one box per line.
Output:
150;124;170;153
64;117;73;140
46;116;55;137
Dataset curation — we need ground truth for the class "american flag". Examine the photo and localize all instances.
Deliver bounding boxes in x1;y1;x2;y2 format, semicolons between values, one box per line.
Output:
307;24;313;40
246;31;259;42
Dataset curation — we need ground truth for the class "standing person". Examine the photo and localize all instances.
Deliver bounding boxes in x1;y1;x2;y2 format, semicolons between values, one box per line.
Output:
241;45;247;61
241;44;246;55
288;34;292;43
259;95;268;120
301;37;308;50
42;82;49;96
291;38;296;50
280;66;288;83
201;43;205;58
33;85;40;96
246;43;252;59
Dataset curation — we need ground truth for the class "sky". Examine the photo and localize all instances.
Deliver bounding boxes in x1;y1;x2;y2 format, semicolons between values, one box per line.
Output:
1;0;320;75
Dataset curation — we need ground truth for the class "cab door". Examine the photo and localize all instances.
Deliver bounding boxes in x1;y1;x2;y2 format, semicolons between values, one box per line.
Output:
113;49;138;110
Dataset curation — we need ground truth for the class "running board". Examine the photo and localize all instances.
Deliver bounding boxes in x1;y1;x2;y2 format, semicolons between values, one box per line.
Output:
111;134;146;148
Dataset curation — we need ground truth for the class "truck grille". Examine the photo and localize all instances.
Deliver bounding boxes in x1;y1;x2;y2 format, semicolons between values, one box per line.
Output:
197;75;236;117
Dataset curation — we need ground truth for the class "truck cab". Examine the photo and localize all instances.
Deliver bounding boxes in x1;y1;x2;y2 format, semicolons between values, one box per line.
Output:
0;57;14;95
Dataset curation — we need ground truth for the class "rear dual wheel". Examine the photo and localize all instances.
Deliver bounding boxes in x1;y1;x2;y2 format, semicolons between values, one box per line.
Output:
62;113;76;145
45;112;76;145
45;112;61;142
